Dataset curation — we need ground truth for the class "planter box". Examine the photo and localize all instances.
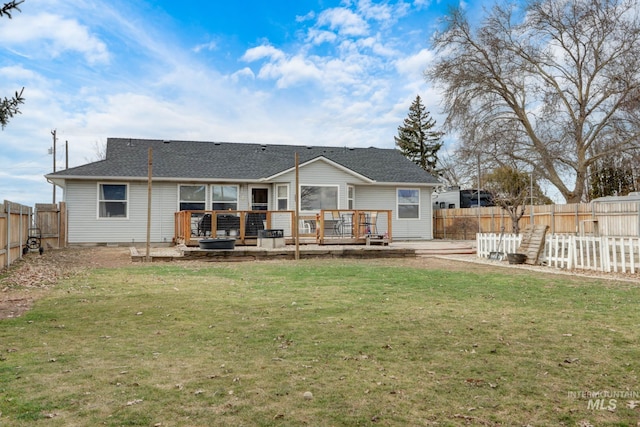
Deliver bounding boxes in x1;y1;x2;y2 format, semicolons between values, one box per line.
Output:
257;237;285;249
507;253;527;264
199;238;236;250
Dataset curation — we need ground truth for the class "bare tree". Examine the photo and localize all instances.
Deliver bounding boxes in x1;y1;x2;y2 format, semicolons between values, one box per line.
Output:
435;149;475;189
85;140;107;162
426;0;640;203
1;1;25;129
484;166;551;233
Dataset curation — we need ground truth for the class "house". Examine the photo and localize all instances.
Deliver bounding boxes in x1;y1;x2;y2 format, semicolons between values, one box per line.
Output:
45;138;440;245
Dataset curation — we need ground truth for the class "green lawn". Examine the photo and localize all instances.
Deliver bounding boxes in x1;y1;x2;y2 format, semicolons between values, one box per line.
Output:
1;259;639;426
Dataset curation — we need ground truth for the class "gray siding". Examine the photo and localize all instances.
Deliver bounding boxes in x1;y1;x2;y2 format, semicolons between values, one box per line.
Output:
273;160;368;211
355;186;434;240
66;180;177;244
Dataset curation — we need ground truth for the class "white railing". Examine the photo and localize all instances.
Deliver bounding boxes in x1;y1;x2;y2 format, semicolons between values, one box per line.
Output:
571;236;606;271
477;233;640;275
476;233;521;258
605;237;640;274
544;234;573;269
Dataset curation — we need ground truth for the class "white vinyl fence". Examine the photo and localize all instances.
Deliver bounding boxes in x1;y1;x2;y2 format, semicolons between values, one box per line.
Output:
476;233;640;275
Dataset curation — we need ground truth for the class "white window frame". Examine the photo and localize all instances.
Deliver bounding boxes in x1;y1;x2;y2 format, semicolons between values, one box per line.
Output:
275;184;289;211
97;182;129;219
178;184;207;211
212;184;239;211
396;188;420;219
300;184;339;212
347;185;355;210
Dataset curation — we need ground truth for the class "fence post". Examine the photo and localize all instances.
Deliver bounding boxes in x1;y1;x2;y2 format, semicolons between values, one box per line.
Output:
6;202;10;268
19;204;23;260
567;235;574;270
443;209;447;239
637;201;640;237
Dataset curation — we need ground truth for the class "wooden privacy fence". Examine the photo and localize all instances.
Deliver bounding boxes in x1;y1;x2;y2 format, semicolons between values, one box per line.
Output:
477;233;640;274
1;200;32;269
0;201;67;270
34;203;67;250
435;202;640;239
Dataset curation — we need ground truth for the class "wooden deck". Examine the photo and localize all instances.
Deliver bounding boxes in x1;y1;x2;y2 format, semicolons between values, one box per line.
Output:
174;209;393;247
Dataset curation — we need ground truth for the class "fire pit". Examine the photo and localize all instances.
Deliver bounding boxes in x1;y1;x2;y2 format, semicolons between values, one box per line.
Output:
199;238;236;250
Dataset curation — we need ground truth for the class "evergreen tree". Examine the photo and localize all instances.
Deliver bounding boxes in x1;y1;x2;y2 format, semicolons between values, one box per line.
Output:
394;95;443;173
588;157;638;200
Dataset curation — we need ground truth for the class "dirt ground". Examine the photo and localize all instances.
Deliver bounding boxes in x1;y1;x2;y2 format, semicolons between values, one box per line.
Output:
0;247;132;320
1;246;637;320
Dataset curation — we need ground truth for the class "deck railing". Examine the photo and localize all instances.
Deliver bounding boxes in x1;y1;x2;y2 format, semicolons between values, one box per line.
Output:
175;210;296;246
314;210;392;244
175;209;392;246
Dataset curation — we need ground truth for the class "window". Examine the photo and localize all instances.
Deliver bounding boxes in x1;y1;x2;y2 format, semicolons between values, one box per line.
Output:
276;184;289;210
301;185;338;211
397;188;420;219
347;185;354;210
179;185;206;211
98;183;127;218
212;185;238;210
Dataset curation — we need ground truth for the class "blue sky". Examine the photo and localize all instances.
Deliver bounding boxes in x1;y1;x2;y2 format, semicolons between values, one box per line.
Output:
0;0;474;206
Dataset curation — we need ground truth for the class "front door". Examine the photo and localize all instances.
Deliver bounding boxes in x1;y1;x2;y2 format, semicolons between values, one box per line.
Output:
249;187;269;232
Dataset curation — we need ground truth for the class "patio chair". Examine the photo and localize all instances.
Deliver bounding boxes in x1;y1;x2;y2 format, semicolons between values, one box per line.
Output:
362;212;378;236
245;212;265;237
197;214;212;236
299;219;312;234
331;212;353;236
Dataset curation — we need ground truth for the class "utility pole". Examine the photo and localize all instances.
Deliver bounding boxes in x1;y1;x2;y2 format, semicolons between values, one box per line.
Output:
146;147;153;262
51;129;57;203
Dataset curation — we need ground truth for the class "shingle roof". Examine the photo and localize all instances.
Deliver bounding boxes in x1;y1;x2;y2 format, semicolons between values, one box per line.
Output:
47;138;440;185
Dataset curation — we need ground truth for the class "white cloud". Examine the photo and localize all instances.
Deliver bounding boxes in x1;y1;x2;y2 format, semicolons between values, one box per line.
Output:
296;11;316;22
306;28;338;45
241;44;286;62
356;0;400;22
257;55;323;88
413;0;432;9
356;36;398;57
395;48;435;77
230;67;255;83
0;13;109;64
193;41;218;53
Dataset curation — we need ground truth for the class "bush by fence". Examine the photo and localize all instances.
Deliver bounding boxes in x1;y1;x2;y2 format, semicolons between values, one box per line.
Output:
435;202;640;239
